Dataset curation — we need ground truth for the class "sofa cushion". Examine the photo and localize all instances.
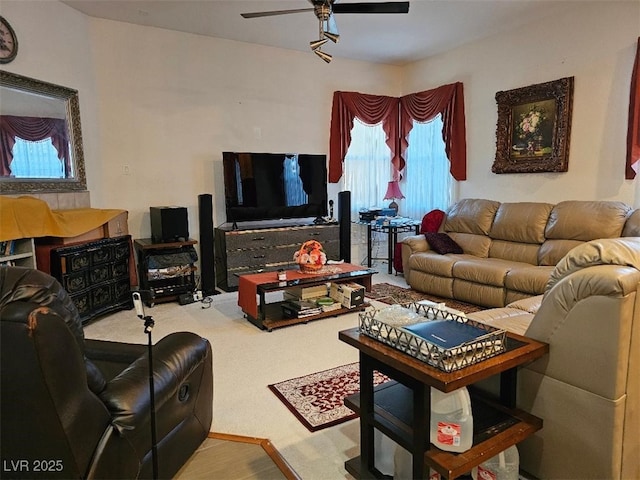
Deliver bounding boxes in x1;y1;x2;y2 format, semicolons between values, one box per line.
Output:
467;307;534;336
408;251;463;277
506;295;543;314
448;232;492;257
489;240;540;265
545;200;631;241
505;266;554;295
623;209;640;237
424;232;463;254
538;239;583;266
443;198;500;235
489;202;553;244
451;257;522;287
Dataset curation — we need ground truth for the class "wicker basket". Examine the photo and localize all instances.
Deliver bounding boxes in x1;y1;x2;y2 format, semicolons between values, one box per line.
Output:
299;262;324;273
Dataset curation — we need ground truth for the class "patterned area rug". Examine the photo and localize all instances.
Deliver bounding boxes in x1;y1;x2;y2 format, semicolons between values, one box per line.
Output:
366;282;485;314
268;363;388;432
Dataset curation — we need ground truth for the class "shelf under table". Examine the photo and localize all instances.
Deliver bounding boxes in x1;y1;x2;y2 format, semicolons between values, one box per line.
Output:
344;381;542;478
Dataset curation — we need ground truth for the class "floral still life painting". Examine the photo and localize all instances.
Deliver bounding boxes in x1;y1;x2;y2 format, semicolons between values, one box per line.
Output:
493;77;574;174
511;99;556;158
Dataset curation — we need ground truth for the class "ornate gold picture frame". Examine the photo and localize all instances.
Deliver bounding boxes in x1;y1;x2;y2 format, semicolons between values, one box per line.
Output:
492;77;574;174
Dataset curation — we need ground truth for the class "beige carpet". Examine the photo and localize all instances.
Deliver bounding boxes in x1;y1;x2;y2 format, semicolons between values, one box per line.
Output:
84;291;369;480
175;432;296;480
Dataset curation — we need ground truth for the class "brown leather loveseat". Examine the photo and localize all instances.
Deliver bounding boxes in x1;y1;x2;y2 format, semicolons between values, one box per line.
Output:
0;266;213;479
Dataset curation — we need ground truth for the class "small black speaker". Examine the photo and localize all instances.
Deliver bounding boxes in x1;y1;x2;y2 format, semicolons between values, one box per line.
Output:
150;206;189;243
198;194;217;296
338;190;351;263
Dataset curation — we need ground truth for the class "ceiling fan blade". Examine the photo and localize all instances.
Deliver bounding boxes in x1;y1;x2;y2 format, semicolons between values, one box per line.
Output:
332;2;409;14
241;8;313;19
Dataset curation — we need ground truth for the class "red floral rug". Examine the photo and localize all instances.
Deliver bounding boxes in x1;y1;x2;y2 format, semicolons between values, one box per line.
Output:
366;282;485;314
268;363;389;432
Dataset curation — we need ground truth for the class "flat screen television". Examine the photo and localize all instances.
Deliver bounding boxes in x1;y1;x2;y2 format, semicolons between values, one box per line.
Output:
222;151;328;225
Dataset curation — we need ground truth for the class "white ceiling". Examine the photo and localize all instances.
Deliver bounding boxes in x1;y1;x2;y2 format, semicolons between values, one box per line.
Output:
61;0;579;65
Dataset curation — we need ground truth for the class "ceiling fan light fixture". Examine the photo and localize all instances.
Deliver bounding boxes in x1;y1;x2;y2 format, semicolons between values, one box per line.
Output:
314;49;332;63
310;38;328;50
323;31;340;43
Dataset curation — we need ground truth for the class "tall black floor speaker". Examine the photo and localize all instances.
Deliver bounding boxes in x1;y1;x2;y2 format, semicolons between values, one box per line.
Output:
338;191;351;263
198;194;217;296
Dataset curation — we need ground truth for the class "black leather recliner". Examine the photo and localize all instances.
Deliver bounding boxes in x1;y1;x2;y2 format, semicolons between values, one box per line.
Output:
0;266;213;479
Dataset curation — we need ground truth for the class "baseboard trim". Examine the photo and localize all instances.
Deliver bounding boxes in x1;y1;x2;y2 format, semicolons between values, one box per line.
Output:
208;432;301;480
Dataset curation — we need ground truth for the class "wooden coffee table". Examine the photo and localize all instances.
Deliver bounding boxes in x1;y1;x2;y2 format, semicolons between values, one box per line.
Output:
339;326;549;479
237;263;376;331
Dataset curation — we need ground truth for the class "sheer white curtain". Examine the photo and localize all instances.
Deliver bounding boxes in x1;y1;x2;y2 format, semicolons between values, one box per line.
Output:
10;137;66;178
344;115;453;222
402;115;454;220
343;119;392;221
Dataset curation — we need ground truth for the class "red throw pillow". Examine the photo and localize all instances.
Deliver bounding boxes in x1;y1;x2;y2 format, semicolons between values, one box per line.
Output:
421;209;446;233
424;232;463;254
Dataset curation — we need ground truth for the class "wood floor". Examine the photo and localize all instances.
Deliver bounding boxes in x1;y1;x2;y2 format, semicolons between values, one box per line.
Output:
175;432;300;480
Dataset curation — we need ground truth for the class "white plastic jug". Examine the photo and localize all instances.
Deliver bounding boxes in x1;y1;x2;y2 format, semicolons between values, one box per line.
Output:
430;386;473;452
374;428;397;476
471;445;519;480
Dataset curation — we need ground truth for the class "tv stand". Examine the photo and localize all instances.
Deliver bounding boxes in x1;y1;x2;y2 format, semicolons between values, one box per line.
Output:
214;221;340;291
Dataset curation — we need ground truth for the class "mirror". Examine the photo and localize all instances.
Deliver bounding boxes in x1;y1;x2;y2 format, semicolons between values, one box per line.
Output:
0;70;86;193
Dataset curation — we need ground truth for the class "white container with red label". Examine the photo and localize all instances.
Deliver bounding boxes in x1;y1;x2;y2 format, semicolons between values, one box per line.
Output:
430;386;473;452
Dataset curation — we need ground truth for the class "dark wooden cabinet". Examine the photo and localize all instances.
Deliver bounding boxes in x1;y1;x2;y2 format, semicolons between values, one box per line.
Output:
214;222;340;292
49;236;133;324
134;238;198;304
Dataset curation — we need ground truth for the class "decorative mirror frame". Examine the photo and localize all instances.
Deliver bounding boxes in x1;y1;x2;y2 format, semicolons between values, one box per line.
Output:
0;70;87;193
492;76;574;174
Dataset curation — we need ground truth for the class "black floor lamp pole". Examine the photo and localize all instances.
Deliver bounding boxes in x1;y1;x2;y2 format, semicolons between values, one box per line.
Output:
134;292;159;480
144;316;158;480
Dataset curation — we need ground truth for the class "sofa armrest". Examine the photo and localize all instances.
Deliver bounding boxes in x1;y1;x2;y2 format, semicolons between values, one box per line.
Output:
401;234;430;277
402;234;429;253
526;263;640;400
99;332;211;435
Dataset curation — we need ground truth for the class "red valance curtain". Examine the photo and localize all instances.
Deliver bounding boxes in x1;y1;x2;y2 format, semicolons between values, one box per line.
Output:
400;82;467;181
329;83;467;183
626;37;640;180
329;92;399;183
0;115;70;177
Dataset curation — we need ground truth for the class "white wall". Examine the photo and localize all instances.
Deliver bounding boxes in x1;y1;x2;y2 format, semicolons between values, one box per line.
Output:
402;1;640;207
87;19;402;238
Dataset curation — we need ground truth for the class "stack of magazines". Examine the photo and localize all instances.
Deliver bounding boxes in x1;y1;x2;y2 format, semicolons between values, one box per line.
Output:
281;299;323;318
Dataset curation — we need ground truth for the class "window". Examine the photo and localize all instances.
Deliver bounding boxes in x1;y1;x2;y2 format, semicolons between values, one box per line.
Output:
10;137;69;178
344;115;454;221
343;119;391;220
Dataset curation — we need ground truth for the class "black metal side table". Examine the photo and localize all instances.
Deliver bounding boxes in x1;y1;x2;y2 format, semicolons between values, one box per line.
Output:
360;219;420;274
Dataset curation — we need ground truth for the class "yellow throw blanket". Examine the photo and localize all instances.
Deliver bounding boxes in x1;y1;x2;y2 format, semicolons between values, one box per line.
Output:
0;196;125;241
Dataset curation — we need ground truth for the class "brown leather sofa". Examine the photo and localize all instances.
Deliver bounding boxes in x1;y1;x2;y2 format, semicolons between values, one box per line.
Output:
0;266;213;479
467;238;640;479
401;199;640;307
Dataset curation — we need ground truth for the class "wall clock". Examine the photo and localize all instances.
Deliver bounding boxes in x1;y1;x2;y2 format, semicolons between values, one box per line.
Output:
0;16;18;64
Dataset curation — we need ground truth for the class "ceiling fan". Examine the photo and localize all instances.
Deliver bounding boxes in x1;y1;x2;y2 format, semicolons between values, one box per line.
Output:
240;1;410;63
